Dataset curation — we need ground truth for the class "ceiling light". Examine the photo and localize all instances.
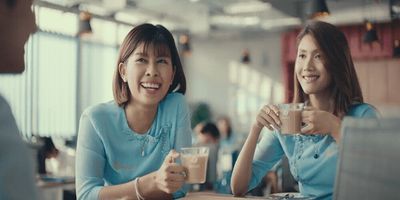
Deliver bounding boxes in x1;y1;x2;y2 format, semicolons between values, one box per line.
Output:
78;11;92;36
224;1;271;14
393;39;400;57
261;17;301;30
210;15;260;26
179;34;192;56
363;21;379;43
241;48;251;64
308;0;330;19
114;11;149;25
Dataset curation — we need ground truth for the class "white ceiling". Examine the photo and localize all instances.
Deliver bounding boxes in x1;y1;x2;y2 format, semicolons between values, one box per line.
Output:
37;0;392;35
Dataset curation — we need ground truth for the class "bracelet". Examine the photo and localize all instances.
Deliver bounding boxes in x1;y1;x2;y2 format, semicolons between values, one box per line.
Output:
134;177;145;200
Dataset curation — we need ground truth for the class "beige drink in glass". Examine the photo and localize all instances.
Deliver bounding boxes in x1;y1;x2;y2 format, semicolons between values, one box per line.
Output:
180;147;209;184
278;103;304;134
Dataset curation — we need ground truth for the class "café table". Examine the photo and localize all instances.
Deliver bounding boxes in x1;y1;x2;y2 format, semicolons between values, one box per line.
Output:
182;192;269;200
37;176;75;200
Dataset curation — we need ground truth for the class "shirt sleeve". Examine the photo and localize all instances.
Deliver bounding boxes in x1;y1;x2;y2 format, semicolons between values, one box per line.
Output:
248;130;284;192
75;112;106;200
360;104;379;118
172;95;192;199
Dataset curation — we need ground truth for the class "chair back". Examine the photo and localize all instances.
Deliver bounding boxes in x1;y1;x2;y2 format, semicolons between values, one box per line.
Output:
334;117;400;200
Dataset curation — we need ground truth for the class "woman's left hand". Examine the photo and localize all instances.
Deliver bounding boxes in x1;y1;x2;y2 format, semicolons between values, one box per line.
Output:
301;106;341;141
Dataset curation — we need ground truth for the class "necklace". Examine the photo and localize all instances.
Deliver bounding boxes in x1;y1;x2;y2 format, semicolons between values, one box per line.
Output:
140;136;149;157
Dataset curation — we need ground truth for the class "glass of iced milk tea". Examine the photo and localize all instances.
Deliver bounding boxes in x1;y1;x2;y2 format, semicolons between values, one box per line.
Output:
180;147;209;184
278;103;304;134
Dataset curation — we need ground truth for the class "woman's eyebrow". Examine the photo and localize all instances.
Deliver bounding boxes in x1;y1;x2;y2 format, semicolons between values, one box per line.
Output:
298;48;320;54
134;52;148;56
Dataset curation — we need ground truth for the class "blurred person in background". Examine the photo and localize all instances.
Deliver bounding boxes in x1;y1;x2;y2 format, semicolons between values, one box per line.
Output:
36;137;76;178
192;121;204;144
0;0;38;199
217;116;236;148
37;137;59;175
231;20;378;200
197;122;220;145
215;116;240;194
196;122;220;191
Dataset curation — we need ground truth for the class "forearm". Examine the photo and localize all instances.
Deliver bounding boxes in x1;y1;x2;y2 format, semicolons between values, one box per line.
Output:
99;171;172;200
138;171;172;199
98;181;137;200
231;124;262;196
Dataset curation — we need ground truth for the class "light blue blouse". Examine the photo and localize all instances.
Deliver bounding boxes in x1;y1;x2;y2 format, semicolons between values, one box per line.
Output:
248;103;378;200
76;93;192;200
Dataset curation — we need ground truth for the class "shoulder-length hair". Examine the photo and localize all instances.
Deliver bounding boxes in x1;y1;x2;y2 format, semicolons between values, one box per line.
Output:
293;20;363;116
217;116;232;139
112;23;186;106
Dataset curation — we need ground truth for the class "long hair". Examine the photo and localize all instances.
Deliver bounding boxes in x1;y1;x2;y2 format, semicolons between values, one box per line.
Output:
113;23;186;106
293;20;363;116
217;116;232;139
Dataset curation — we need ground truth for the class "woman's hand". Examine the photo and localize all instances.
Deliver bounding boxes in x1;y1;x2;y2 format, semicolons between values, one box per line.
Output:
155;150;185;194
254;104;281;131
301;106;341;141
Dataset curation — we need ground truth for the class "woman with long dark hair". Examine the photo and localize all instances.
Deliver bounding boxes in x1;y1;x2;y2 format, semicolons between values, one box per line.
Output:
231;21;378;200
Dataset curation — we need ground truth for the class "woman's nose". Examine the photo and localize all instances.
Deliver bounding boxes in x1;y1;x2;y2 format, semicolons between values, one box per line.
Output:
303;58;315;71
145;63;159;77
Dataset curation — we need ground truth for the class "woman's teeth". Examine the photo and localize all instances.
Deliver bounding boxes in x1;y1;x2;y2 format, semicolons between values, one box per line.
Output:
303;76;319;82
141;82;160;89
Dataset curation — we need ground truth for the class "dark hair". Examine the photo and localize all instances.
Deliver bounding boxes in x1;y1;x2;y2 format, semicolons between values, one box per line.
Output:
37;137;59;174
293;20;363;117
4;0;16;7
200;122;220;140
113;23;186;106
217;116;232;138
40;137;58;154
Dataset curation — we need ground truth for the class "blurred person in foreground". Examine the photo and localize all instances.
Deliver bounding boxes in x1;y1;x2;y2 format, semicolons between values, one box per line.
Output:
231;20;378;200
0;0;38;199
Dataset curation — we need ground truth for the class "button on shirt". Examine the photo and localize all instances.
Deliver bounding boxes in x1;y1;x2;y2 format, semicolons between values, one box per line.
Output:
248;103;378;200
76;93;192;200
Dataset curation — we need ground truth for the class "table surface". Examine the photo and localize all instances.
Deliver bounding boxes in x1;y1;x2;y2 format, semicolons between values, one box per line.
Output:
182;192;268;200
182;192;314;200
36;176;75;189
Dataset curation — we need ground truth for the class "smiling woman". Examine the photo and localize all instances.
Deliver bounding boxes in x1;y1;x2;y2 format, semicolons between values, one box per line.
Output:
76;24;192;200
231;20;378;200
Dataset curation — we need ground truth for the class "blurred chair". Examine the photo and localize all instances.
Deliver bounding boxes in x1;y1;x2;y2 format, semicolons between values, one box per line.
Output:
334;117;400;200
281;156;298;193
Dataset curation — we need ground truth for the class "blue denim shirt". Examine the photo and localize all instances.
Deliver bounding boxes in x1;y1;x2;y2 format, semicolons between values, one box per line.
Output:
248;103;378;200
76;93;192;199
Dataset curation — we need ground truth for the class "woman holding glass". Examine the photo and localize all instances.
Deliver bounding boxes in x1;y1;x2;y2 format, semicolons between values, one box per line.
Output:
231;20;378;200
76;24;191;200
